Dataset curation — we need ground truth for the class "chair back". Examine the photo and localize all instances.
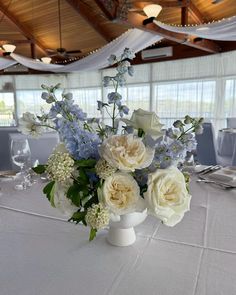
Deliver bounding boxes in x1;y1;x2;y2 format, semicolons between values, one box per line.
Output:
232;147;236;166
0;127;19;170
195;122;217;165
227;117;236;128
9;132;59;168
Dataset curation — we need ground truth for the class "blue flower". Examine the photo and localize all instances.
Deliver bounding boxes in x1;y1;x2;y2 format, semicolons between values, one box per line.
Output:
103;76;111;87
121;48;135;60
107;92;122;104
118;105;129;117
57;119;101;160
167;140;185;158
128;66;134;76
114;74;126;87
108;54;116;65
41;92;55;104
116;61;130;74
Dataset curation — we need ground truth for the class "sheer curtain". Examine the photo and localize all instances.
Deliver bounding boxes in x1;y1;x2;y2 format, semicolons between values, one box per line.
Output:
152;80;216;127
1;50;236;130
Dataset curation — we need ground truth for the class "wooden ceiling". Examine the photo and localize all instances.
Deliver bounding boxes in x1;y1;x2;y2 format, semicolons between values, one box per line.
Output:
0;0;235;65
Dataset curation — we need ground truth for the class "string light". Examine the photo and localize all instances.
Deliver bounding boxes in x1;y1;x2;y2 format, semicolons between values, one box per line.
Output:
54;29;132;64
156;15;236;28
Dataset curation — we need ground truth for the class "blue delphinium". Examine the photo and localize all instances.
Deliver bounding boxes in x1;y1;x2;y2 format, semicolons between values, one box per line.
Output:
97;48;136;132
56;118;101;160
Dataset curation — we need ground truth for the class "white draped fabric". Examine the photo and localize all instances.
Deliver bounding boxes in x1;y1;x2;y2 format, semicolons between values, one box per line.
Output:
0;58;17;70
9;29;162;73
155;16;236;41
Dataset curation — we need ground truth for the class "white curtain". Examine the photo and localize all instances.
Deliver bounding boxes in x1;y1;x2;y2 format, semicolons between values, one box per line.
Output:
155;16;236;41
9;29;162;72
2;50;236;131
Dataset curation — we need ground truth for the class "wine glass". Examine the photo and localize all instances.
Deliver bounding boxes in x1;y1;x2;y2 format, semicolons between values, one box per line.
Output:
10;138;31;190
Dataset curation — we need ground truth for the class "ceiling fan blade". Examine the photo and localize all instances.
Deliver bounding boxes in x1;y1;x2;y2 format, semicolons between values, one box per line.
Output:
46;49;57;53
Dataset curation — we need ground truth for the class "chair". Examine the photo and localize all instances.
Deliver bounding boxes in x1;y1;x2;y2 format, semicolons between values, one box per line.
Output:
226;117;236;128
232;148;236;166
195;122;218;165
9;132;59;169
0;127;19;170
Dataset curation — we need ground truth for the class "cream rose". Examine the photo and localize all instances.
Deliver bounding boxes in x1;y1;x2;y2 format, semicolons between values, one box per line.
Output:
122;108;164;139
100;134;154;172
144;167;191;226
100;172;144;215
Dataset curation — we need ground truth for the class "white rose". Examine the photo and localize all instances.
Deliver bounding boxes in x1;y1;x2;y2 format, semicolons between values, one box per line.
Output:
122;108;164;139
53;182;78;217
100;172;145;215
100;134;154;172
18;112;42;137
144;166;191;226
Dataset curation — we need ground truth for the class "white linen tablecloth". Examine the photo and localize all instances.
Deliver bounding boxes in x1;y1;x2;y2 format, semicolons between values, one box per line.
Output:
0;177;236;295
218;129;236;157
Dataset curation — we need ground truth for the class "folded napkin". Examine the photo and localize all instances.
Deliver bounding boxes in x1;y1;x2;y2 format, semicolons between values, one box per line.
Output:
0;170;17;178
208;167;236;183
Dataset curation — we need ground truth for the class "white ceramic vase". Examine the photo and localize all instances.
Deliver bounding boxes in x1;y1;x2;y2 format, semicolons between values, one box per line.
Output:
107;209;148;247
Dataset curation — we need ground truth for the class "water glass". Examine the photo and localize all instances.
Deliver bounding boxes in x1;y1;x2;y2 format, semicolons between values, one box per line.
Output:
10;138;31;190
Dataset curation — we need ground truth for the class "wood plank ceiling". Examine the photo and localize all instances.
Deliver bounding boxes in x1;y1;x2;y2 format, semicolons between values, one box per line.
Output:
0;0;235;66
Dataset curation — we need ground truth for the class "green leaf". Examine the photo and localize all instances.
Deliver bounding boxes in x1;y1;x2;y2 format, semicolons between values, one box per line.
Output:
67;184;81;207
75;159;97;168
32;165;46;174
84;195;98;210
89;228;97;241
138;128;145;138
79;168;89;184
43;181;55;205
69;211;87;224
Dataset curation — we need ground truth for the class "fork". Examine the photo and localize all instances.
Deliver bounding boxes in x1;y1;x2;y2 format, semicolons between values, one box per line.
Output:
196;178;236;189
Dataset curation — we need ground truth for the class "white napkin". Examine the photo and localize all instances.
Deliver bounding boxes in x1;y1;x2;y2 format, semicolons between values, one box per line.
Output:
208;167;236;183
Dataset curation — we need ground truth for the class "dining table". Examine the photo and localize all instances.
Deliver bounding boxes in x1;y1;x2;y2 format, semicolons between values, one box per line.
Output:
0;175;236;295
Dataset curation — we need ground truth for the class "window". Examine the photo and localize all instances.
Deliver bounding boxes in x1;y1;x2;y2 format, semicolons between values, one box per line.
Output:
153;80;216;127
17;90;51;117
0;92;16;126
225;79;236;118
69;88;102;118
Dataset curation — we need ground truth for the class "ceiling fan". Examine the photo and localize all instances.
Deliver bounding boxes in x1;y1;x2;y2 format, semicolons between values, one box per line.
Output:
46;0;81;58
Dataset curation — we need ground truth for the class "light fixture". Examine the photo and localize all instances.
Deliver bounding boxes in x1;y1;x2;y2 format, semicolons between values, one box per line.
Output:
2;44;16;55
143;4;162;25
196;27;210;31
41;57;52;64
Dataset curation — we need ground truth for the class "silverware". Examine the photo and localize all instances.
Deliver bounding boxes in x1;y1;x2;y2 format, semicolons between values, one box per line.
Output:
196;178;236;189
198;165;221;175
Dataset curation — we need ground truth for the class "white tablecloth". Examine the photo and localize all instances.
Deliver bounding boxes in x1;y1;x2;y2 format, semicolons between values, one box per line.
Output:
218;129;236;157
1;177;236;295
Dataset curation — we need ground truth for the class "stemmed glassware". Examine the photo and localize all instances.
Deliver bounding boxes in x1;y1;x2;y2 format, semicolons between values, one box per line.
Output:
10;138;31;190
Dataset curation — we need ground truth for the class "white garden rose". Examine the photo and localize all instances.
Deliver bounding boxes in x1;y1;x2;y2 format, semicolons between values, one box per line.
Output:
100;172;144;215
144;166;191;226
53;182;78;217
122;108;164;139
100;134;154;172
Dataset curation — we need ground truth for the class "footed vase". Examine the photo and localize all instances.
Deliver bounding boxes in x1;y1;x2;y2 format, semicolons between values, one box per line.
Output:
107;209;148;247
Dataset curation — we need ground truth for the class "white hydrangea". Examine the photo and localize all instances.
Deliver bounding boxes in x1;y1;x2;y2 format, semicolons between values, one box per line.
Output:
85;203;110;230
46;151;74;183
95;159;116;180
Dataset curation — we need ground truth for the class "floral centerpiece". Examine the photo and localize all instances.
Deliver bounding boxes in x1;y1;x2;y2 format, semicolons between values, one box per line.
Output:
19;48;203;242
